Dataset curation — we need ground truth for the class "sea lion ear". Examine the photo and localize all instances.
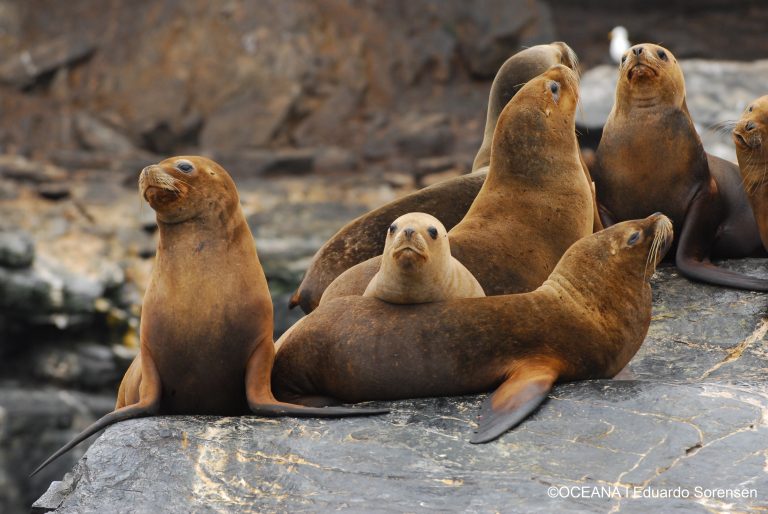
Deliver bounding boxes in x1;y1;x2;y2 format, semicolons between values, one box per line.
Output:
470;360;557;444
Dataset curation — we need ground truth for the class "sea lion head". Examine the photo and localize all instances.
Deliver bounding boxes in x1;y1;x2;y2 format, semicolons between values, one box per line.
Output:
551;213;673;292
383;212;448;273
139;156;239;224
616;43;684;108
491;64;580;168
733;96;768;156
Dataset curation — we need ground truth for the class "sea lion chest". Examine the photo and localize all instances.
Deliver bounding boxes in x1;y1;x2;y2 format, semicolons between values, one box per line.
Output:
141;233;269;415
595;108;708;227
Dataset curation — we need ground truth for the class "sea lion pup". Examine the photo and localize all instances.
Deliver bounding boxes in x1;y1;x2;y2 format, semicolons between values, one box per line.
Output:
363;212;485;303
291;42;591;314
591;43;768;290
31;156;386;477
273;214;673;443
320;64;594;303
732;96;768;251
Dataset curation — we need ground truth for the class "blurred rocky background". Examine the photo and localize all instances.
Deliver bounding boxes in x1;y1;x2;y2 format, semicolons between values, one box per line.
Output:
1;0;767;512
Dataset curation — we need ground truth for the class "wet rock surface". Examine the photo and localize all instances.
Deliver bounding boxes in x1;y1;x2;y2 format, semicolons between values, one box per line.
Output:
32;263;768;513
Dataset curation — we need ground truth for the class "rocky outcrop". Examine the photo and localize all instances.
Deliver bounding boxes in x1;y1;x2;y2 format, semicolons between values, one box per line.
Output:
32;262;768;513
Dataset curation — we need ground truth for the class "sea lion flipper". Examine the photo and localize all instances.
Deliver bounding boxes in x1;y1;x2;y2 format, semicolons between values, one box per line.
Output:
677;186;768;291
30;350;162;477
470;366;557;444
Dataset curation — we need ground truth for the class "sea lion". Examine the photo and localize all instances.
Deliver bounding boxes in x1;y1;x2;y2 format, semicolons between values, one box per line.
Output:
31;156;385;477
732;96;768;251
363;212;485;303
291;42;593;314
591;43;768;291
273;214;673;443
320;64;595;303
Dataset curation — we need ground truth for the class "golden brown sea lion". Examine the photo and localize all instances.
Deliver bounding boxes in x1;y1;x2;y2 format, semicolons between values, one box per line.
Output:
320;64;594;303
732;96;768;251
291;42;591;314
363;212;484;303
591;43;767;290
31;156;385;477
273;214;673;443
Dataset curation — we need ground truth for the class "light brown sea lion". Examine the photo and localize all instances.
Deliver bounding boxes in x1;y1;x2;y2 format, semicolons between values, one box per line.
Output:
591;43;768;290
273;214;673;443
363;212;485;303
31;156;385;477
320;64;595;303
291;42;594;314
732;96;768;251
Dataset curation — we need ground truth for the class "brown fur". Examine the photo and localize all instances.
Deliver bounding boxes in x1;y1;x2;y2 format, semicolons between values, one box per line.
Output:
592;44;767;290
273;215;673;442
321;64;595;303
291;42;596;314
733;95;768;251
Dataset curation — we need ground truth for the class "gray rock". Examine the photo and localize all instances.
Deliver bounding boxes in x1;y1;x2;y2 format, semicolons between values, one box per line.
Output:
32;259;768;513
0;387;114;514
0;231;34;269
73;113;137;155
214;148;316;178
0;35;94;89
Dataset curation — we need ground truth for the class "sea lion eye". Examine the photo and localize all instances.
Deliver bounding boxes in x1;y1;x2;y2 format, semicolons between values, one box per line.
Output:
389;224;397;235
749;105;754;113
177;162;194;173
427;226;438;239
549;81;560;102
621;55;627;64
657;49;668;61
627;231;641;245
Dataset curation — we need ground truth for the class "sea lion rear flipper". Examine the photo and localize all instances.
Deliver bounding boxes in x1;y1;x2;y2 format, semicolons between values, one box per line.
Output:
470;364;557;444
677;185;768;291
30;350;162;477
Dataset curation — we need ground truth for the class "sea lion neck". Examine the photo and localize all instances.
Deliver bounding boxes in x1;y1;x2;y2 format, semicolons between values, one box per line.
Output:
155;199;246;256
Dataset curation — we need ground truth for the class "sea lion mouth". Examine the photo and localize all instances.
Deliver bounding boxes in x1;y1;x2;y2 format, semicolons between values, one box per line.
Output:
139;165;185;205
627;63;657;81
142;185;180;204
392;246;426;260
733;130;759;150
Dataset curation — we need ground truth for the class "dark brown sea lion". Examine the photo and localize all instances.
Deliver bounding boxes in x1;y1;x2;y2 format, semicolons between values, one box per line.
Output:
592;43;768;290
320;64;595;303
31;156;385;477
291;42;590;314
273;214;673;443
732;95;768;251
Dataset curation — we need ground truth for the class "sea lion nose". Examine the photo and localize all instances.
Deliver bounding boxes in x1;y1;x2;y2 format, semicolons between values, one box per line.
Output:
745;121;756;131
403;228;415;239
632;47;643;56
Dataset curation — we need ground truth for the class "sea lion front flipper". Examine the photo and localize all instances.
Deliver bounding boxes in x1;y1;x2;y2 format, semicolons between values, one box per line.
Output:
677;184;768;291
470;364;557;444
30;349;162;477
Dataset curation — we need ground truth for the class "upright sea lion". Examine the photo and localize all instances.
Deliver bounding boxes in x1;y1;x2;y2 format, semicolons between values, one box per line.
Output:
31;156;385;477
591;43;768;291
291;42;592;314
732;96;768;251
273;214;673;443
321;64;594;302
363;212;485;303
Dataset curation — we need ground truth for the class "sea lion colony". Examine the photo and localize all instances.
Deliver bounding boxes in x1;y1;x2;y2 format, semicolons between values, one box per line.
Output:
33;42;767;476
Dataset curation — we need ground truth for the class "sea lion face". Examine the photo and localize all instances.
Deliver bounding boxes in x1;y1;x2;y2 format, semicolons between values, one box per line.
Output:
596;213;674;279
139;156;239;224
494;64;579;148
733;96;768;154
617;44;684;106
384;213;447;272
